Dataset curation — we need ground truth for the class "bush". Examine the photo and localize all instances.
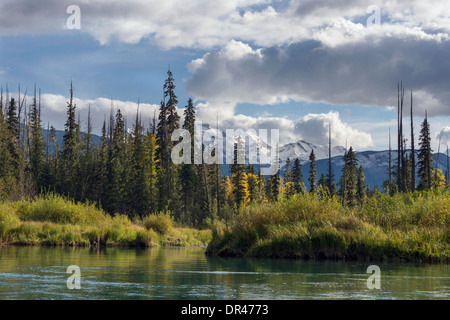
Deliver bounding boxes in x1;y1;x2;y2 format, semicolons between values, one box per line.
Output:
143;212;174;235
16;194;108;226
0;204;20;237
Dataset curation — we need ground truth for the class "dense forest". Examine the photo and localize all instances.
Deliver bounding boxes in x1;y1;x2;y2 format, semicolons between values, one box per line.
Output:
0;71;449;229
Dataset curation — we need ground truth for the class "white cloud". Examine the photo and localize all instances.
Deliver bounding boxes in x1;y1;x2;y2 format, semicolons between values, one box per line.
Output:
1;0;450;49
435;127;450;148
195;101;372;148
36;94;162;134
294;111;373;149
186;37;450;117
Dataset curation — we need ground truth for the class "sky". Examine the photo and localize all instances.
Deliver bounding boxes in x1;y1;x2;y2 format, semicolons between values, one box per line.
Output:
0;0;450;152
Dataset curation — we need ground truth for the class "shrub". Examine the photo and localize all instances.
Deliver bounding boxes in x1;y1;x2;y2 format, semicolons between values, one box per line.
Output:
0;204;20;237
16;194;108;226
143;212;174;235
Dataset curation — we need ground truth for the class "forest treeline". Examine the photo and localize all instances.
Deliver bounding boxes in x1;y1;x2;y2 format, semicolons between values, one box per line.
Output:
0;72;449;227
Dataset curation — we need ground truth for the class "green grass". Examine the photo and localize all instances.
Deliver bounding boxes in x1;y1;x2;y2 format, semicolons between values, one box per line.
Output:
206;191;450;262
0;194;211;247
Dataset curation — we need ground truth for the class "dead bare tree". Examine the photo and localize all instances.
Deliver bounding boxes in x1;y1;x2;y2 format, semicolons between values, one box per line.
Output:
410;90;415;191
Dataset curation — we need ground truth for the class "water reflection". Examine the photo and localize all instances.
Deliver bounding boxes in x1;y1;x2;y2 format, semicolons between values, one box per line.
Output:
0;246;448;300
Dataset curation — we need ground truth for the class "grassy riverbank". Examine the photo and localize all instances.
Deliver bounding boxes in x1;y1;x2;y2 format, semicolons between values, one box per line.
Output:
206;191;450;262
0;194;211;247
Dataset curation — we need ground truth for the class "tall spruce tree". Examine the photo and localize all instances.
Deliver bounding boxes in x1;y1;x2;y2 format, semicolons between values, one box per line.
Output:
356;165;366;203
292;157;303;194
417;112;433;191
308;150;317;193
29;87;44;190
61;83;79;195
284;157;295;197
180;98;196;221
340;147;358;207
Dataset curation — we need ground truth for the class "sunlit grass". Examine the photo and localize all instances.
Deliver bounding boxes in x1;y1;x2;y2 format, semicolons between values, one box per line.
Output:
206;191;450;262
0;194;211;247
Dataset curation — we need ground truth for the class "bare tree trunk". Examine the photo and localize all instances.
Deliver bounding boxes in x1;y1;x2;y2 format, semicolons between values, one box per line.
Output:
410;90;415;192
435;132;442;187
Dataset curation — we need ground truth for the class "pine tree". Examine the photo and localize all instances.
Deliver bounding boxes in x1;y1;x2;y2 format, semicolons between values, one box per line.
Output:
284;157;295;197
29;87;44;190
271;167;281;202
417;112;433;191
340;147;358;207
5;98;21;173
230;136;248;207
179;99;196;222
90;119;108;206
0;99;20;200
129;107;149;217
156;69;181;212
356;165;366;203
292;158;303;194
104;108;127;214
308;150;317;193
265;176;274;202
317;173;327;197
61;83;79;195
144;130;159;214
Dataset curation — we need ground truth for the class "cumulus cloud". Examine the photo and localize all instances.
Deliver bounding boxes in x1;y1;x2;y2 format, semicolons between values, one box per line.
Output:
34;94;161;134
435;127;450;148
195;101;372;148
186;36;450;117
1;0;450;49
0;90;371;149
294;111;373;148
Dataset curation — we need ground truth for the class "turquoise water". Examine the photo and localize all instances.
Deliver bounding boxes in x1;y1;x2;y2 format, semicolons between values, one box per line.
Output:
0;246;448;300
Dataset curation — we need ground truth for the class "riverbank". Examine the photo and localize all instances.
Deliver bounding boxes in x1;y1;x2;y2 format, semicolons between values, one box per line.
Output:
206;191;450;263
0;194;211;247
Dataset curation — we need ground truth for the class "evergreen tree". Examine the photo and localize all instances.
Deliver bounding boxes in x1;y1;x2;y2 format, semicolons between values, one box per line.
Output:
129;108;149;217
5;98;21;174
179;98;196;222
308;150;317;193
292;157;303;194
61;83;79;195
340;147;358;207
356;165;366;203
230;137;248;207
317;173;327;198
417;113;433;191
284;158;295;197
29;88;44;190
271;168;281;202
6;98;19;140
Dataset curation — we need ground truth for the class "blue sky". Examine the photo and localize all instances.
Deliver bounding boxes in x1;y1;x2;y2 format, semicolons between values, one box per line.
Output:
1;0;450;151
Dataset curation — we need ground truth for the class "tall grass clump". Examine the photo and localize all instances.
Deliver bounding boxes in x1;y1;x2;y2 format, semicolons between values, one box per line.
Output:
143;212;174;235
16;193;108;226
0;203;20;240
0;194;210;247
206;191;450;262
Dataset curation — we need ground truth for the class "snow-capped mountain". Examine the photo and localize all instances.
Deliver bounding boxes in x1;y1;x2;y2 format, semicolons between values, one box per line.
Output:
279;140;347;166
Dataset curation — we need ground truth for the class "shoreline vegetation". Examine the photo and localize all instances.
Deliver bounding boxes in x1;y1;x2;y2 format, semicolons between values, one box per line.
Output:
1;191;449;263
206;190;450;263
0;194;211;248
0;74;449;263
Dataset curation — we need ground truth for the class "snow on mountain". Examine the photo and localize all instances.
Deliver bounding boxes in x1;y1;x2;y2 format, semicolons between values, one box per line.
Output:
279;140;347;166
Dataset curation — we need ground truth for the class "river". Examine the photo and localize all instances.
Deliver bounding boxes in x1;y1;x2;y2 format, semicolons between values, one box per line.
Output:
0;246;448;300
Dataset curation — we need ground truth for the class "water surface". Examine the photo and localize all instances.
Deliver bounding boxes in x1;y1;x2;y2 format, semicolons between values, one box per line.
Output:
0;246;448;300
